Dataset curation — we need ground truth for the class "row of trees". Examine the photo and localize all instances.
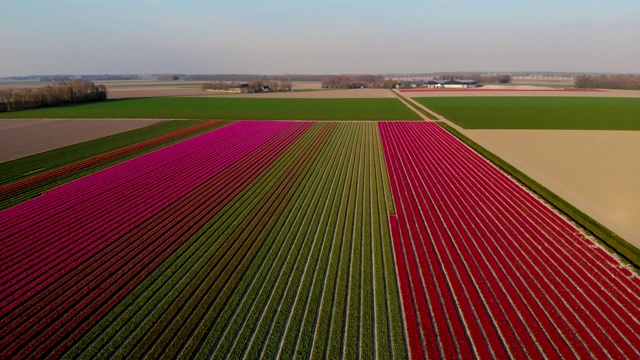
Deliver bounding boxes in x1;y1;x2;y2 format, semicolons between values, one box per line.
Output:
574;74;640;90
437;74;512;83
0;80;108;112
320;75;389;89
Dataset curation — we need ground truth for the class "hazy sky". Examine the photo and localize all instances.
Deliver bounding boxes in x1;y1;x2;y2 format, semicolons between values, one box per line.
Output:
2;0;639;76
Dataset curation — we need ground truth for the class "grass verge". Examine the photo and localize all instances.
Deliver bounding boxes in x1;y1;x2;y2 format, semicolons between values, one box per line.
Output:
439;122;640;270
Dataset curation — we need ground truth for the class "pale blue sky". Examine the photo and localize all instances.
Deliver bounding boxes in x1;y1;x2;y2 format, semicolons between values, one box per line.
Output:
1;0;639;76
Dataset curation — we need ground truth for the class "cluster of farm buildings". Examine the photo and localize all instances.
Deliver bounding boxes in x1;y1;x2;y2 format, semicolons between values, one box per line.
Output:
397;79;479;89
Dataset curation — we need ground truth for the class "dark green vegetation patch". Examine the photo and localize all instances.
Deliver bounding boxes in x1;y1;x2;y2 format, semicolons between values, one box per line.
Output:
415;97;640;130
0;97;421;121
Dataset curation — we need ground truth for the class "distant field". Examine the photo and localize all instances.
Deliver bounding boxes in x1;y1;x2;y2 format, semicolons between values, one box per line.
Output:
0;97;420;121
415;97;640;130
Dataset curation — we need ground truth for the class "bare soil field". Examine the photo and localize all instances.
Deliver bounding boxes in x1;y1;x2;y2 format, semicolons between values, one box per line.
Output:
0;119;162;163
462;129;640;249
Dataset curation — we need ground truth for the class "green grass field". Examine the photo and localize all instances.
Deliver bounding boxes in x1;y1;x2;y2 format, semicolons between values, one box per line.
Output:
0;97;421;121
415;97;640;130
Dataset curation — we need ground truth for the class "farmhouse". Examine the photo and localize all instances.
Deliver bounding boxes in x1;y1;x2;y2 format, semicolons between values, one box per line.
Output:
397;79;479;89
435;79;478;88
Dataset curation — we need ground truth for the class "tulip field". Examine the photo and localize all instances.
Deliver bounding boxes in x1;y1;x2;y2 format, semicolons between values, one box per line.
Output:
380;122;640;359
1;120;639;359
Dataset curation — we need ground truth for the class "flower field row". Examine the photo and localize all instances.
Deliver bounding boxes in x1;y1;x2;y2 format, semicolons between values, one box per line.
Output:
2;119;638;359
0;121;407;359
379;122;640;359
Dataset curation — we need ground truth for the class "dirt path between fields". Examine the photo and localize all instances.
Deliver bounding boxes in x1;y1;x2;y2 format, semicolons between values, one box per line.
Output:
0;119;163;163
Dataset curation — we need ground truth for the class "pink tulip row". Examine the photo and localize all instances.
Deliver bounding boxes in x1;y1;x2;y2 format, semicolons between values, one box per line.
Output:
380;122;640;359
0;121;308;318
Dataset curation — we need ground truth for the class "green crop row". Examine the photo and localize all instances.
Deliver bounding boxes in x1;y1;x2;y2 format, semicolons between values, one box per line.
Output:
0;97;421;121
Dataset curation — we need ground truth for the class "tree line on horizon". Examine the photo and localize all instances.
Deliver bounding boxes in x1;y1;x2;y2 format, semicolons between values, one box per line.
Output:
0;80;107;112
320;75;397;89
574;74;640;90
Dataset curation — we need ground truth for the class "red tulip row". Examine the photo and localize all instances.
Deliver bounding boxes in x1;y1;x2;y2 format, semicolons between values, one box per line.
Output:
0;121;313;358
380;122;640;359
0;119;223;202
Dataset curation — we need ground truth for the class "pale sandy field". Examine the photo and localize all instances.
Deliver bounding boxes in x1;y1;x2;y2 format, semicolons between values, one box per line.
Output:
0;119;162;163
462;129;640;249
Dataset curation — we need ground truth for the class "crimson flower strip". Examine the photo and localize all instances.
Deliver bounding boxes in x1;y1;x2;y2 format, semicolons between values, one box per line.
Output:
0;121;302;317
379;122;640;359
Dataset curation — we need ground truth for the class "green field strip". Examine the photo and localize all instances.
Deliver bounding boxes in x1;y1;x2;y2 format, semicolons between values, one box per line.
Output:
239;123;351;360
257;141;350;358
314;124;358;359
414;97;640;130
216;122;352;356
63;124;324;359
343;124;364;359
0;120;230;210
0;97;421;121
241;124;354;359
199;143;338;358
361;125;374;358
438;122;640;271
